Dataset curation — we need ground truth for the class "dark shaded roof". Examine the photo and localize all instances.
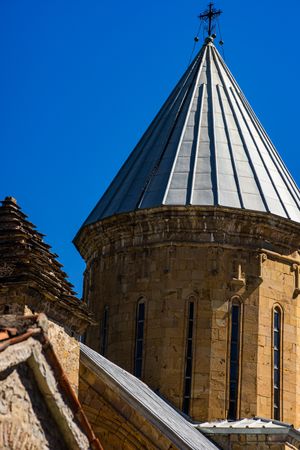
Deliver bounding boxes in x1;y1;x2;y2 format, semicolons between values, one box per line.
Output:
80;38;300;229
0;197;93;333
80;343;219;450
0;314;103;450
0;196;76;297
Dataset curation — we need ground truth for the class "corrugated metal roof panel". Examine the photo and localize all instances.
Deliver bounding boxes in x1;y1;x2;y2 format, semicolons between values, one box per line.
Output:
82;37;300;227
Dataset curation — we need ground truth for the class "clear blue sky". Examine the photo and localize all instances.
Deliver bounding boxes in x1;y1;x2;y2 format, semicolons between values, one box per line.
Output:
1;0;299;295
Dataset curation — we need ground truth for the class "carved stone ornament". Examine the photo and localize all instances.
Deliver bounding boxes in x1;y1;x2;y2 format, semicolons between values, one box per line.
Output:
0;263;15;278
291;263;300;298
257;253;268;280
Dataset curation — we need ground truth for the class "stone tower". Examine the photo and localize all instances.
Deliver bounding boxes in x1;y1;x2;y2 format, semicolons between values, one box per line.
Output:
74;36;300;425
0;196;93;389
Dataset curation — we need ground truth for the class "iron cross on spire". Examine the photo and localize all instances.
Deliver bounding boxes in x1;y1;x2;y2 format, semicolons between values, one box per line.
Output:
199;2;222;37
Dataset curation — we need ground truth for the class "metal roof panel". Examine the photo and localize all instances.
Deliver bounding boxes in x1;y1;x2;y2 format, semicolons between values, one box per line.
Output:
81;38;300;226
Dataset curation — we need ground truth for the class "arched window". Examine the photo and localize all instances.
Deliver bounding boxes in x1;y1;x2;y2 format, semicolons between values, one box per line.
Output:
100;305;109;356
182;299;195;415
134;299;146;378
273;306;282;420
228;301;241;420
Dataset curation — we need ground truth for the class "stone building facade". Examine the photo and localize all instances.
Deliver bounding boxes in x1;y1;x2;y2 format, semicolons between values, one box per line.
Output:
0;314;102;450
76;206;300;425
74;33;300;439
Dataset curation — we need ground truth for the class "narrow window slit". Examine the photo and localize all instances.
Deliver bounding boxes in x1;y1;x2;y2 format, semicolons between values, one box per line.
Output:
273;307;281;420
134;301;145;378
228;304;240;420
100;306;109;356
182;301;194;415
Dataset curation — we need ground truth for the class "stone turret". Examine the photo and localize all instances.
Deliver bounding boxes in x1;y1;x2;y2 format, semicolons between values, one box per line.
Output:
74;37;300;424
0;196;93;389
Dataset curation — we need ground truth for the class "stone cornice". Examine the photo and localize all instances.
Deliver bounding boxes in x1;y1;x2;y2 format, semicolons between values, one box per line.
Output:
74;206;300;261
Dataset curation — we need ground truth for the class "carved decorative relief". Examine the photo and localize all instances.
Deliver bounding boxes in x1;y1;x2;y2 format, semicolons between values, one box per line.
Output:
0;263;15;278
257;253;267;280
230;256;246;288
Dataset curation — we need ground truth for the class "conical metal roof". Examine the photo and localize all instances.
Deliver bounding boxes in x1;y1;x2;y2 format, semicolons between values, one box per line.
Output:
83;38;300;226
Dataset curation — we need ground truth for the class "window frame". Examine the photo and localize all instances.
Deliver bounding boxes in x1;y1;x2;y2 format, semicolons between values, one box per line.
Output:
100;305;109;356
134;298;146;379
182;297;196;415
227;297;242;420
272;305;283;421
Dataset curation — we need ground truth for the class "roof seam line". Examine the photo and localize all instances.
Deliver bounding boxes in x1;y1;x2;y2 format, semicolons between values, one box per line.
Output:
137;47;209;209
207;46;219;205
90;48;206;222
214;46;300;206
162;46;208;205
213;55;270;213
225;85;269;212
230;87;290;219
189;84;206;204
237;90;300;205
216;83;244;208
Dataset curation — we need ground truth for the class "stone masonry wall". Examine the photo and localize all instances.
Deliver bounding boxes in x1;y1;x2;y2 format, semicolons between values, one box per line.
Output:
47;320;80;393
0;362;66;450
23;304;80;392
0;297;81;393
85;242;265;422
210;433;298;450
257;254;300;425
80;207;300;424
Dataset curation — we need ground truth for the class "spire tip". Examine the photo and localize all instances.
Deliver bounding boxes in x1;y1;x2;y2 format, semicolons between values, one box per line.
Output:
199;3;222;37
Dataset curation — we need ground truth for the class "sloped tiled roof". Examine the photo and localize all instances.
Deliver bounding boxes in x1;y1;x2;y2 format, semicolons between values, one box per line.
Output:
0;197;93;333
0;197;76;298
82;37;300;227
